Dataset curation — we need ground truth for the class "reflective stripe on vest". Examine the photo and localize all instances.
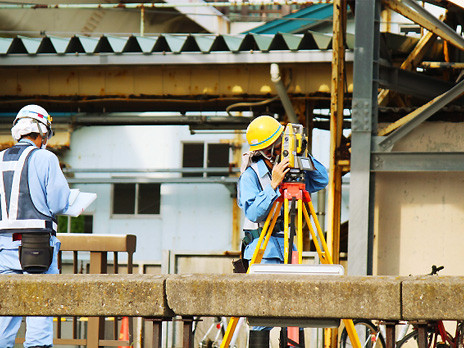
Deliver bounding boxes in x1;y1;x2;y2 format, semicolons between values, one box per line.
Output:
0;144;57;233
242;161;273;230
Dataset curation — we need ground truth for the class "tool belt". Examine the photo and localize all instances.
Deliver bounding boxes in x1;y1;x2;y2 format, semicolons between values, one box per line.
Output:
242;219;285;246
232;218;285;274
17;232;53;274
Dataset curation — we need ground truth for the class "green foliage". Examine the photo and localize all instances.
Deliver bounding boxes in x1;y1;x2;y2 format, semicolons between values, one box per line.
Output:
57;215;87;233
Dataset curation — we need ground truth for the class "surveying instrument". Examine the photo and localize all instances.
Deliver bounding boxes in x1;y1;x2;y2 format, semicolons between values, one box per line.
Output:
221;124;361;348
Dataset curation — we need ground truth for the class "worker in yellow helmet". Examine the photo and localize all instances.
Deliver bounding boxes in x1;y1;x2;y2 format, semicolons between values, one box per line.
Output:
237;115;328;347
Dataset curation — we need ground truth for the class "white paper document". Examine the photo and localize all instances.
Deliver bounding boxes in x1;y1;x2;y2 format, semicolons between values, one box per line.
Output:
63;189;97;217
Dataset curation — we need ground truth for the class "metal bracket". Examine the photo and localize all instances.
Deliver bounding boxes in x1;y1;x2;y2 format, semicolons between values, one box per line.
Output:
351;98;372;132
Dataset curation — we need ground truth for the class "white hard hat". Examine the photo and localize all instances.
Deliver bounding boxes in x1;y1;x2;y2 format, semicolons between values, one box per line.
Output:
13;104;53;139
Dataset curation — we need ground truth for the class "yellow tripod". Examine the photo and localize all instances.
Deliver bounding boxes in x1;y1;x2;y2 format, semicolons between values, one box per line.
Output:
221;181;361;348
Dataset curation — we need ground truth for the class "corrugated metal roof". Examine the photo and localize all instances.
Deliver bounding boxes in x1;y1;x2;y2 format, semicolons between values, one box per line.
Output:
244;4;334;34
0;31;347;56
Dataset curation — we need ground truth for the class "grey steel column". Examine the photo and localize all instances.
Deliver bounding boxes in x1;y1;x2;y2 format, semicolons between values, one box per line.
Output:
348;0;380;275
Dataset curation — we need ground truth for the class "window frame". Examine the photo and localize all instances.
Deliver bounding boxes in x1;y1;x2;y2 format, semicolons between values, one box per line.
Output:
111;182;161;218
181;141;231;178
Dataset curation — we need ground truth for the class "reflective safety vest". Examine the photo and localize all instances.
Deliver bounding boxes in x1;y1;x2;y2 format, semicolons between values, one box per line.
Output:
0;144;57;234
241;161;281;231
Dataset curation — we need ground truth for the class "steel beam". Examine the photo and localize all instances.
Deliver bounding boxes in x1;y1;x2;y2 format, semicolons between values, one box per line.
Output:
376;78;464;151
378;28;437;106
378;63;454;100
327;0;346;266
349;0;380;276
0;62;352;100
421;62;464;69
372;152;464;172
383;0;464;51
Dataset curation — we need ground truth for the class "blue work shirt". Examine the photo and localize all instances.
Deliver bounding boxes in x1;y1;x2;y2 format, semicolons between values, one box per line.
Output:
0;139;70;250
238;156;328;260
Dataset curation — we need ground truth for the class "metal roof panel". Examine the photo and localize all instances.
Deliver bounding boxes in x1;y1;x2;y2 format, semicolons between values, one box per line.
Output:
18;36;41;54
76;36;99;54
221;34;244;52
0;33;360;59
106;36;128;54
275;33;303;51
48;36;71;54
0;38;13;54
308;31;332;49
249;33;273;52
162;34;188;53
132;36;157;53
192;35;216;53
245;4;333;34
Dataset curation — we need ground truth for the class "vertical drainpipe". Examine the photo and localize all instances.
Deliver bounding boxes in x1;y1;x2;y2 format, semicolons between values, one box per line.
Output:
140;5;145;36
270;63;298;124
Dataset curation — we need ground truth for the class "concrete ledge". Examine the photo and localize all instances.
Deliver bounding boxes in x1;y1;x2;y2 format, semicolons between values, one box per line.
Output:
402;276;464;320
4;274;464;321
0;274;173;317
166;274;402;320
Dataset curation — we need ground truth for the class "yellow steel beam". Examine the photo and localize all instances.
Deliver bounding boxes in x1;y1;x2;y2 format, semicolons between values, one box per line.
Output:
0;64;353;99
326;1;346;347
421;61;464;69
327;0;346;267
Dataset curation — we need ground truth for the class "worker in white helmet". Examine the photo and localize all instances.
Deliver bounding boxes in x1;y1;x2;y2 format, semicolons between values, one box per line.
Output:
237;115;328;347
0;104;71;348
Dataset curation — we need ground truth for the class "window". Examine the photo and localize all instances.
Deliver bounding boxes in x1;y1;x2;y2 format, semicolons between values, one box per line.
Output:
182;142;230;177
206;143;230;177
182;143;204;177
58;215;93;233
112;183;161;215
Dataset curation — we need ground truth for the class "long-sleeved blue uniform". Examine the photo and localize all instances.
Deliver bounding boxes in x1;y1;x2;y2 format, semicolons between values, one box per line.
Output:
0;138;70;348
238;156;328;260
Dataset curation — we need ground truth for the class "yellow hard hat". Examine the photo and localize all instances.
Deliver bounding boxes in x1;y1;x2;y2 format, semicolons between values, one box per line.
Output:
246;115;284;151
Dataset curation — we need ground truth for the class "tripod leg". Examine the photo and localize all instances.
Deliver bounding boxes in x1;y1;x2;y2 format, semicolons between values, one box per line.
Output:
301;201;361;348
221;201;282;348
287;198;297;265
249;201;282;267
302;201;333;264
302;203;327;265
307;200;333;264
284;197;289;264
297;199;303;264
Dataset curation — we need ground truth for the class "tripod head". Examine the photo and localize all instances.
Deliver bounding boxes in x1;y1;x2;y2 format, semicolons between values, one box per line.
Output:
280;123;315;182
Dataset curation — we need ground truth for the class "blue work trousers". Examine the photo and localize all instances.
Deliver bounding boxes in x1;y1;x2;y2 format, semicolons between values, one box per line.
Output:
0;234;60;348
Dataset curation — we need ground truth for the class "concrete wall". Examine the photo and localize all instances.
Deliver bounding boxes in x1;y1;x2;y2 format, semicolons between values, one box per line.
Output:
374;122;464;276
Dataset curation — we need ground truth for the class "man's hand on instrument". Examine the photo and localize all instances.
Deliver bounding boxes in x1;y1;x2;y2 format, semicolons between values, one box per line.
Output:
271;158;290;190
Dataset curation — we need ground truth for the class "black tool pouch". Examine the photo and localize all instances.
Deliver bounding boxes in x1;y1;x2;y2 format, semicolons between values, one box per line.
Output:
232;258;249;273
18;233;53;274
232;239;250;274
